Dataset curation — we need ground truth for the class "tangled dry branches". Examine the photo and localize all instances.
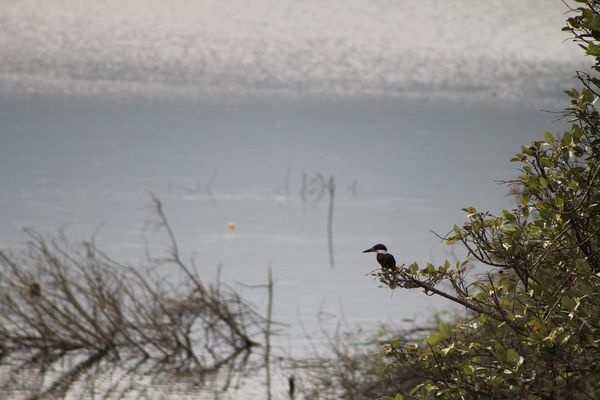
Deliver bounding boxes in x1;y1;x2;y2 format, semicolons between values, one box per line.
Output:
0;197;263;398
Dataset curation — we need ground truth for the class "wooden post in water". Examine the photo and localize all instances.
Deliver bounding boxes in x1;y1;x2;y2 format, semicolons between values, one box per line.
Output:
327;176;335;267
265;266;273;400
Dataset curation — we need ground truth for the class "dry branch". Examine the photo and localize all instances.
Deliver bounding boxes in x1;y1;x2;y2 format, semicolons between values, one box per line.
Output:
0;199;264;397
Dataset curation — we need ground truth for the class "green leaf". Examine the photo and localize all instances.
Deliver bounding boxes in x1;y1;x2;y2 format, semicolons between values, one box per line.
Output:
440;260;451;272
479;313;488;325
426;322;449;344
561;295;576;310
521;146;534;156
575;259;589;273
462;364;475;375
383;395;404;400
539;157;553;168
506;349;520;363
573;125;583;142
582;89;595;103
568;180;580;190
562;131;572;146
502;209;516;221
527;318;545;331
565;88;579;98
446;236;459;245
555;196;564;207
462;206;477;216
544;131;555;144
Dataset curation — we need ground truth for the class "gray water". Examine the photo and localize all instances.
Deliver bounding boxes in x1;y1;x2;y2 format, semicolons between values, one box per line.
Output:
0;0;588;390
0;96;562;330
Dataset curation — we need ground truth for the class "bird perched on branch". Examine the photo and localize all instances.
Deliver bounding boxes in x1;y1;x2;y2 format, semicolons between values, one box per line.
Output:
363;243;396;269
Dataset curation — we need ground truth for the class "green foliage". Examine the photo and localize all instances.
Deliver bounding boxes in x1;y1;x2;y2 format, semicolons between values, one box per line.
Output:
376;2;600;398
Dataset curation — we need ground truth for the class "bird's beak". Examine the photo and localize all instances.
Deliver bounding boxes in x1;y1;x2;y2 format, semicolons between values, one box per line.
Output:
363;248;375;253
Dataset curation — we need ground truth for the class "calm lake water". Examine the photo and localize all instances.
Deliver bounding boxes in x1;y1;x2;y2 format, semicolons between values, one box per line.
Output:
0;0;589;397
0;95;565;344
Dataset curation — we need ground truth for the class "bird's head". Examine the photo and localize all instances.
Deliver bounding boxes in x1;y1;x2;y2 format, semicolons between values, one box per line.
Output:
363;243;388;254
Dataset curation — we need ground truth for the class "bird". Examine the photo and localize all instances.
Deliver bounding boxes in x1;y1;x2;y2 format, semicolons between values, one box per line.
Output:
363;243;396;269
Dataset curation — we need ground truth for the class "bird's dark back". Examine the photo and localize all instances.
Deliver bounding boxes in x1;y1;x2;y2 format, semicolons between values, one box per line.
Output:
377;253;396;269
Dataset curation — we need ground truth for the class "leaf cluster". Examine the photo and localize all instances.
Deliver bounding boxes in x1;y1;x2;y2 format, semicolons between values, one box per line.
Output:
375;2;600;399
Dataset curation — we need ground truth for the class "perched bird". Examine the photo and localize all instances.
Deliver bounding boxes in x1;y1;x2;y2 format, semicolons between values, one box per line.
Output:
363;243;396;269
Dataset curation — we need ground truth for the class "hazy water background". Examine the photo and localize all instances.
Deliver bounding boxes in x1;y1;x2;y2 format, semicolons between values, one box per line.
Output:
0;0;589;378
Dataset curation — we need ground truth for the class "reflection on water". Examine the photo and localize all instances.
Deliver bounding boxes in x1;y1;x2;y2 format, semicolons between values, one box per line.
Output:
0;363;278;399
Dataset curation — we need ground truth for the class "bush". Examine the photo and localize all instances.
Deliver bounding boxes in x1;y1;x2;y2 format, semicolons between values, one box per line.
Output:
376;2;600;399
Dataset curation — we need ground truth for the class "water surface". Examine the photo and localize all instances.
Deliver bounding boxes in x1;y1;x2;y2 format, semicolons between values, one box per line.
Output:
0;0;586;370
